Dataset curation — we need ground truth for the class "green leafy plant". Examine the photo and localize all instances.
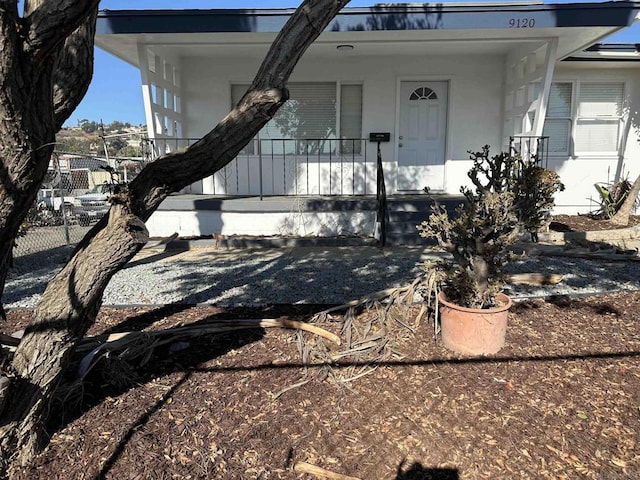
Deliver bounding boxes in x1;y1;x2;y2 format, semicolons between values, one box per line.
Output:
593;176;638;219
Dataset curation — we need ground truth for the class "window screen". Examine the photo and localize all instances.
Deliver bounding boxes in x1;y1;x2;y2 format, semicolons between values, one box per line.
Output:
575;83;624;153
232;83;363;154
542;82;573;154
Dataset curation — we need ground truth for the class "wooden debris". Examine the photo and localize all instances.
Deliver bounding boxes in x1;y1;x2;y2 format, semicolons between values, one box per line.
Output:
74;318;340;380
293;461;362;480
506;273;564;286
77;318;339;354
271;379;310;400
540;249;640;262
0;332;20;349
311;287;404;322
142;232;179;249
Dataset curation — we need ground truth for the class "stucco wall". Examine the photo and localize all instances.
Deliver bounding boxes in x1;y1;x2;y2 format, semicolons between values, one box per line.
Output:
178;53;639;215
548;64;640;214
180;52;505;196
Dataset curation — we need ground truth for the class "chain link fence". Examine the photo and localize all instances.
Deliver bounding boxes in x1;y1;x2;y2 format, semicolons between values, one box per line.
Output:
14;142;152;258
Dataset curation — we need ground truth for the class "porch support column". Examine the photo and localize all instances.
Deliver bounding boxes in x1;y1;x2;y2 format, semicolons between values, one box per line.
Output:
136;44;185;159
502;37;558;159
531;38;558;138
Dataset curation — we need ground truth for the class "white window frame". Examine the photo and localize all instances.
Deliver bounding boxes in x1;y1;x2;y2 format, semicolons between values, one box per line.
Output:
544;79;626;157
230;81;363;155
573;81;625;157
543;81;575;157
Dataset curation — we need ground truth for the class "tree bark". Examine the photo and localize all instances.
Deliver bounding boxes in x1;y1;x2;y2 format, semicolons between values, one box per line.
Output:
610;173;640;226
0;0;349;475
0;206;147;470
0;3;98;320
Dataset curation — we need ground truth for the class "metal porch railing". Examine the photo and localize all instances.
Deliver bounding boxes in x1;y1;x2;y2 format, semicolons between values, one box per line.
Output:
150;137;373;197
509;135;549;169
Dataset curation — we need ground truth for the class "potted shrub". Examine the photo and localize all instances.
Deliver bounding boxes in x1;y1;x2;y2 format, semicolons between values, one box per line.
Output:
417;146;563;355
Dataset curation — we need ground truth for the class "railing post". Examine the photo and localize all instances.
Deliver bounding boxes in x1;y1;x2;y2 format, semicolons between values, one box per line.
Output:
55;152;71;246
376;140;387;247
364;139;367;195
258;136;263;200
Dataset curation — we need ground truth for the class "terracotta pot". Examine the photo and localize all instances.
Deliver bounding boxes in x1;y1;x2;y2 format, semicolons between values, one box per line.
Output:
438;291;512;356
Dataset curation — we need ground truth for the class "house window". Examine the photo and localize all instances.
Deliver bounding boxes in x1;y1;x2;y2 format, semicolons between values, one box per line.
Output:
231;82;363;154
340;84;363;153
575;82;624;153
542;82;573;154
409;87;437;100
543;81;624;155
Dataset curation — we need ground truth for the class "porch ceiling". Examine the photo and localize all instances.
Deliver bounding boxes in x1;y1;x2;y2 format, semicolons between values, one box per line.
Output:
96;25;623;67
96;2;639;67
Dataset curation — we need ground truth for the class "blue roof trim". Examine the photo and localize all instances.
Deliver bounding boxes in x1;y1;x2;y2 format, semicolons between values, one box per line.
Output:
563;42;640;61
97;2;640;35
584;42;640;52
564;56;640;61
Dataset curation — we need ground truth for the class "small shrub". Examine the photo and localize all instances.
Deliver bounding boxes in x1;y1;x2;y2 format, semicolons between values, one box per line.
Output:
418;145;564;307
513;162;564;242
465;145;518;195
418;191;519;308
466;146;564;242
594;176;638;219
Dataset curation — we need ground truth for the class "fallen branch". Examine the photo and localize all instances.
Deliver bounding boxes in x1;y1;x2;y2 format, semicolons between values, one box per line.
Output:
78;318;339;353
74;318;340;380
142;232;179;249
540;250;640;262
271;378;309;400
506;273;564;286
0;333;20;350
311;286;405;322
293;461;362;480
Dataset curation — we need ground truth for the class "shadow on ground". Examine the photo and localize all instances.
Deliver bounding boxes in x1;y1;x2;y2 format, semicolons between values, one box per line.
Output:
396;460;459;479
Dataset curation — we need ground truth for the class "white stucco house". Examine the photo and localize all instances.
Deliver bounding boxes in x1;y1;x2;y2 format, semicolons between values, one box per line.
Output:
95;1;640;242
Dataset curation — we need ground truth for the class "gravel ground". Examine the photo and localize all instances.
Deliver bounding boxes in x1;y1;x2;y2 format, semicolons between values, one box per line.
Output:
5;244;640;309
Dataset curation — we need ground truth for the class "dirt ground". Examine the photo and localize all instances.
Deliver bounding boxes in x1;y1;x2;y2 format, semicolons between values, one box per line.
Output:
2;214;640;480
550;214;640;232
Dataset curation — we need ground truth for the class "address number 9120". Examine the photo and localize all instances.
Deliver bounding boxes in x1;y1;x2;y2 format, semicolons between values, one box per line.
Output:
509;18;536;28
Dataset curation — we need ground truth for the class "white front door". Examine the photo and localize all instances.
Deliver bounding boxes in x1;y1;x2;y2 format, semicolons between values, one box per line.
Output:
397;81;448;191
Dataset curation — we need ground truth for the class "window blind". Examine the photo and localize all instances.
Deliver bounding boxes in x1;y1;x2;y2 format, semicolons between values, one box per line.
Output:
575;82;624;153
340;84;362;139
232;83;336;140
543;82;573;154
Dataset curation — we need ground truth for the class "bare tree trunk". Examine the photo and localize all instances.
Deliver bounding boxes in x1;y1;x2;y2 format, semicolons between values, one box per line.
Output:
0;1;349;475
610;173;640;226
0;206;147;471
0;5;98;320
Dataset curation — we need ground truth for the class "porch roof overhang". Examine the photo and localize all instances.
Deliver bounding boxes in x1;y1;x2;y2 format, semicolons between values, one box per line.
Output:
95;1;640;66
564;42;640;62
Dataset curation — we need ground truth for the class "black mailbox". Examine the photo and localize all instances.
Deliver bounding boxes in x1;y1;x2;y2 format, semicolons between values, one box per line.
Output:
369;132;390;142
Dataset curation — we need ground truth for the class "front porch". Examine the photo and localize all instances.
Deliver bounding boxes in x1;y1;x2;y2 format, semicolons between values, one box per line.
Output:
149;193;465;245
96;3;640;219
146;136;545;244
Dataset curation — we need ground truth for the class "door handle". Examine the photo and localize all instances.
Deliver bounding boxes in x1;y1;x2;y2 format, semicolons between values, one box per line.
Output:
399;136;404;140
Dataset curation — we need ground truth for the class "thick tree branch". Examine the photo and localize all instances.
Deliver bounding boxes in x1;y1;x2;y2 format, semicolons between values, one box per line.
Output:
52;7;97;130
128;0;351;218
23;0;99;60
1;1;351;472
610;173;640;226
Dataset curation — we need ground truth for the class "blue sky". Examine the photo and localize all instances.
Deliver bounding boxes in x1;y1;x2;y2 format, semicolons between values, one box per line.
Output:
66;0;640;127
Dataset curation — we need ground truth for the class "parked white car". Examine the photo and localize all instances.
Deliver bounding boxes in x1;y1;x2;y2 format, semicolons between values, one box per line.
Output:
73;184;112;225
37;188;75;212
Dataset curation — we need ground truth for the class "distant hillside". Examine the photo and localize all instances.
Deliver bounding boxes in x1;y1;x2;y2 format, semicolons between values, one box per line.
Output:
57;121;147;157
